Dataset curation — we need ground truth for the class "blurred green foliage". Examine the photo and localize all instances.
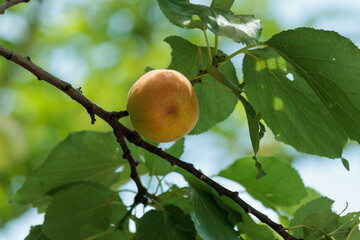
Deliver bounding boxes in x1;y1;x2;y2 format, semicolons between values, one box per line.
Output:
0;0;300;226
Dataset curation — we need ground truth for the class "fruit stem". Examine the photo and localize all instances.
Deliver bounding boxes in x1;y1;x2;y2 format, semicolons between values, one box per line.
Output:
213;34;218;57
203;27;212;65
218;42;261;68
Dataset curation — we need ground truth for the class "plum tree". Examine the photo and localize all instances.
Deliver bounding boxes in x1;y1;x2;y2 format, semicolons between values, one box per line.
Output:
126;69;199;142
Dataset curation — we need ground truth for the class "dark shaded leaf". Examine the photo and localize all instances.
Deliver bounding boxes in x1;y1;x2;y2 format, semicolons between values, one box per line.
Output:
136;209;196;240
189;188;240;240
42;183;127;240
211;0;235;11
13;131;127;205
25;225;50;240
341;157;350;171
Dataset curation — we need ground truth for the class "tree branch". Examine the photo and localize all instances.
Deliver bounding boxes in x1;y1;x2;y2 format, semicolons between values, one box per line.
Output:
0;0;30;14
0;44;300;240
116;133;148;205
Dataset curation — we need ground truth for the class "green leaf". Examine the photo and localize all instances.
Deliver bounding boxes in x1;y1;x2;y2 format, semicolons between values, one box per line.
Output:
209;197;267;240
145;138;185;175
205;65;242;92
136;209;196;240
279;187;323;217
204;68;267;165
213;194;274;240
244;28;360;158
332;212;360;240
189;188;240;240
158;187;193;214
219;156;307;208
237;95;266;179
200;8;262;45
302;212;339;238
25;225;50;240
165;36;239;134
289;197;334;238
157;0;204;30
42;182;127;240
237;95;266;151
341;157;350;171
13;131;127;205
211;0;235;11
164;205;196;234
267;28;360;143
158;0;262;45
305;231;324;240
237;214;275;240
95;231;133;240
144;66;155;73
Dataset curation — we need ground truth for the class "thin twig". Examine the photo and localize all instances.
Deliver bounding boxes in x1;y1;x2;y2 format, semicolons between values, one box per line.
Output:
0;0;30;14
0;44;300;240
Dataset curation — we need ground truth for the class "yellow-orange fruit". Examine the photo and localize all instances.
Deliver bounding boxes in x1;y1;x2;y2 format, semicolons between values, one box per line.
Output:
126;69;199;142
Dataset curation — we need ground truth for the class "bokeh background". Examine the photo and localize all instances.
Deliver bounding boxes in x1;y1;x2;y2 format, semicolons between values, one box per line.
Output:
0;0;359;239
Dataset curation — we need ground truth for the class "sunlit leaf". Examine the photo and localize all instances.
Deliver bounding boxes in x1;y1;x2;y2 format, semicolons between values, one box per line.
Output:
158;0;262;45
243;28;360;158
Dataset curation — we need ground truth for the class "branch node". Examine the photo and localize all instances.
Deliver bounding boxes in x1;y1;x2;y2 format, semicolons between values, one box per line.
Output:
134;192;148;205
26;56;31;61
86;106;96;124
111;110;129;119
63;84;72;92
76;87;83;93
126;130;142;144
5;52;13;60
